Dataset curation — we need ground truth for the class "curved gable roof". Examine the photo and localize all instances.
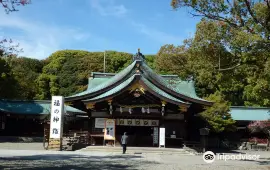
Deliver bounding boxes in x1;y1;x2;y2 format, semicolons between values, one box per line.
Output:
65;51;212;106
65;61;137;101
83;74;189;106
141;63;212;105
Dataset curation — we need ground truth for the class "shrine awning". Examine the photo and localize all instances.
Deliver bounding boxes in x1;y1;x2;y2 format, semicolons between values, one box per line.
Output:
0;99;86;115
230;106;270;121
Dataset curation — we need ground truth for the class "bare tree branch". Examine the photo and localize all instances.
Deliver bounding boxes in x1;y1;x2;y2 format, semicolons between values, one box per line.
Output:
217;63;241;71
0;38;23;58
0;0;31;14
244;0;260;23
189;5;239;27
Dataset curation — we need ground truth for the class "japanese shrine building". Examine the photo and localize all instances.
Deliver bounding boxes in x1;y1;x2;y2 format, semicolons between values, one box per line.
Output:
65;50;213;147
0;50;269;147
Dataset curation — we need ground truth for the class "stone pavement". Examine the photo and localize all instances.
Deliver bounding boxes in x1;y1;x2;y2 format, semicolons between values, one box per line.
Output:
0;148;269;170
80;146;195;155
0;142;44;150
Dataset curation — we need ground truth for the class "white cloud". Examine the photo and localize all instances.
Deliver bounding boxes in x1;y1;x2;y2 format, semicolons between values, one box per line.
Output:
0;13;90;59
130;21;183;45
89;0;127;17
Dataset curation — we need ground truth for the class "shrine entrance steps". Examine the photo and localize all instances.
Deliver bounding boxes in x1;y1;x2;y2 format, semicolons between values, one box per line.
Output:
77;146;197;155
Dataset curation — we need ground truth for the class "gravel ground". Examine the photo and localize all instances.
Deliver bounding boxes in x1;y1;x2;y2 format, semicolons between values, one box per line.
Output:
0;149;269;170
0;143;269;170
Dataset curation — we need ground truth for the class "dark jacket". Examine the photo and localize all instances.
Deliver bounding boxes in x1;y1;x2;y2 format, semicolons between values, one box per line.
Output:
121;132;128;145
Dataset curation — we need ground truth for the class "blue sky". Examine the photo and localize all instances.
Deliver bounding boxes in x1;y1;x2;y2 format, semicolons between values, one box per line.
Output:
0;0;201;59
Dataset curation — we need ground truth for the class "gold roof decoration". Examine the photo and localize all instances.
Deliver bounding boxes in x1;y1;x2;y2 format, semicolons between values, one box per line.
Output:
161;101;167;106
86;103;95;110
179;105;188;112
64;102;72;106
128;82;146;94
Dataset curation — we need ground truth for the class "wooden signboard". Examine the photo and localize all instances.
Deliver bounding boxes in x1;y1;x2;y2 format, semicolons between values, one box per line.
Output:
104;119;115;146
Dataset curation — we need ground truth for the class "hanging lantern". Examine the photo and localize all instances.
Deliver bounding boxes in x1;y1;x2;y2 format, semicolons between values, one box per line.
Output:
161;106;165;116
109;104;113;115
147;107;150;114
141;107;145;113
129;108;132;114
120;107;123;114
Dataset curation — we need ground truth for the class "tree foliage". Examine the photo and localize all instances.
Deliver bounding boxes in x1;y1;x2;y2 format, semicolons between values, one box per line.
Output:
0;58;18;98
7;57;43;99
0;39;22;58
199;92;236;133
0;50;156;100
35;50;134;99
166;0;270;107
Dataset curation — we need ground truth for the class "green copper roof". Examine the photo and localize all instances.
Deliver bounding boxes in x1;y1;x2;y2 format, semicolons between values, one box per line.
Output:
87;77;110;90
83;74;137;102
166;78;198;98
230;106;270;121
66;61;137;98
141;77;189;105
141;62;208;102
65;51;211;105
83;75;189;105
0;100;86;115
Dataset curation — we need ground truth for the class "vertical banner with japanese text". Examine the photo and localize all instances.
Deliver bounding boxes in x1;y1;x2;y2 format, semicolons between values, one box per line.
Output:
50;96;64;139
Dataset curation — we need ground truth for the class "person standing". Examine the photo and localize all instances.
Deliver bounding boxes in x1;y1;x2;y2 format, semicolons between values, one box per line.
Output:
121;132;128;154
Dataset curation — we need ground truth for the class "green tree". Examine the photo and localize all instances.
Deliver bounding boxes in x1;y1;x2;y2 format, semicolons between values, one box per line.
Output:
155;44;189;76
0;58;18;98
200;92;236;133
35;50;133;99
145;55;156;69
8;57;43;99
170;1;270;106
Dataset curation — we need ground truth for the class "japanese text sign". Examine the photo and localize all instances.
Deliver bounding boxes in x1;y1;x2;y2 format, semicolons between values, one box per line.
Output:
50;96;64;139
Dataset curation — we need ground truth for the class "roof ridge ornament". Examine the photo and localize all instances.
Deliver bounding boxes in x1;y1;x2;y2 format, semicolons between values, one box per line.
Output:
133;48;145;61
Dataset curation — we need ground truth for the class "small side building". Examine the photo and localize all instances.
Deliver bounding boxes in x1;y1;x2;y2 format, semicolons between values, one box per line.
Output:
0;100;86;140
229;106;270;144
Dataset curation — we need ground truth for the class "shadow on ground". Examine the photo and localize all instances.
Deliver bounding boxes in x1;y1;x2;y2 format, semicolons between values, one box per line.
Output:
210;148;246;154
238;158;270;166
0;154;157;170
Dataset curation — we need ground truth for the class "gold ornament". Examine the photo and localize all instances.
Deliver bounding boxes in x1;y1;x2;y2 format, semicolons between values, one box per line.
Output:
128;83;145;94
178;105;188;112
86;103;95;109
161;101;167;106
64;102;72;106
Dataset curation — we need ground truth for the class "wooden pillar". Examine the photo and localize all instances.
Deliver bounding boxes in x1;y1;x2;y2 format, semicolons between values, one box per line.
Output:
179;105;188;141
